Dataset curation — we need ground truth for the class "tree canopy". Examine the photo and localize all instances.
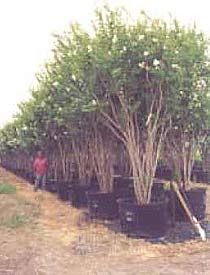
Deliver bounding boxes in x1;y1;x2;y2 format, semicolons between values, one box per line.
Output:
0;6;210;203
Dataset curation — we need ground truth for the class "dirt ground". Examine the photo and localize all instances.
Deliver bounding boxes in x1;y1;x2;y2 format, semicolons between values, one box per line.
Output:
0;168;210;275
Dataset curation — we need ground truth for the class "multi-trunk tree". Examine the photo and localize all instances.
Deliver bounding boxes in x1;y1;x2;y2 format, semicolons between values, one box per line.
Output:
0;6;209;204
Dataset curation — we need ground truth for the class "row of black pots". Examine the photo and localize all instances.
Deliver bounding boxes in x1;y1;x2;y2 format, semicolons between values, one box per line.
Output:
86;184;207;238
69;184;99;207
87;192;119;220
86;177;136;221
5;166;208;226
1;165;207;239
46;180;73;200
54;177;130;208
5;165;207;223
86;180;171;238
45;180;99;206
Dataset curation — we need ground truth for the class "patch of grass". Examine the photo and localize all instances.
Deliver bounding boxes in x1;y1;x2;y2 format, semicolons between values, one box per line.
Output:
0;183;16;194
0;194;41;230
0;214;29;229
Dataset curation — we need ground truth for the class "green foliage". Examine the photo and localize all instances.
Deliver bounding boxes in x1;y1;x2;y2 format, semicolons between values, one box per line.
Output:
1;7;209;151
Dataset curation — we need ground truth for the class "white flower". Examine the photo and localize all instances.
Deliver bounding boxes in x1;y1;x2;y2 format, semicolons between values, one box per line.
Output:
41;101;46;108
112;35;118;43
200;79;207;88
138;34;145;40
171;64;180;69
197;79;207;89
123;46;127;51
175;50;179;54
92;99;97;106
138;61;145;68
163;45;167;50
87;45;92;52
153;59;160;67
72;75;76;81
143;51;149;56
193;93;198;100
58;107;62;112
152;38;158;43
53;81;59;87
179;90;184;95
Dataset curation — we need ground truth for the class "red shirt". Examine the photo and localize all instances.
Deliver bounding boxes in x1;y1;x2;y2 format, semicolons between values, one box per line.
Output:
33;157;48;176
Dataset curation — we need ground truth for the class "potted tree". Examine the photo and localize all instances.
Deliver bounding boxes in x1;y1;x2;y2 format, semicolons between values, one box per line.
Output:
89;7;210;237
70;129;98;208
162;25;210;222
86;120;119;220
165;130;208;222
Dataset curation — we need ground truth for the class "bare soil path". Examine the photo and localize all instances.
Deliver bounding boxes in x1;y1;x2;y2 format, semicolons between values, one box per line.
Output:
0;167;210;275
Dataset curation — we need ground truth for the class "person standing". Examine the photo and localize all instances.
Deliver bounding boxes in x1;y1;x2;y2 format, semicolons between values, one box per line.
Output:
33;150;48;191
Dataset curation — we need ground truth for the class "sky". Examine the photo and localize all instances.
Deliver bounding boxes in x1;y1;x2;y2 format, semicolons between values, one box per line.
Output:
0;0;210;127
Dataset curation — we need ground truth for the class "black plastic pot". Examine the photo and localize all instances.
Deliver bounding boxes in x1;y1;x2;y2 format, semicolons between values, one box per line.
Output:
151;181;167;202
70;184;99;208
56;181;71;201
175;187;207;221
155;165;172;180
15;168;24;177
118;198;170;238
201;171;208;183
25;172;34;184
113;177;135;199
45;179;58;193
191;163;206;183
87;191;119;220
